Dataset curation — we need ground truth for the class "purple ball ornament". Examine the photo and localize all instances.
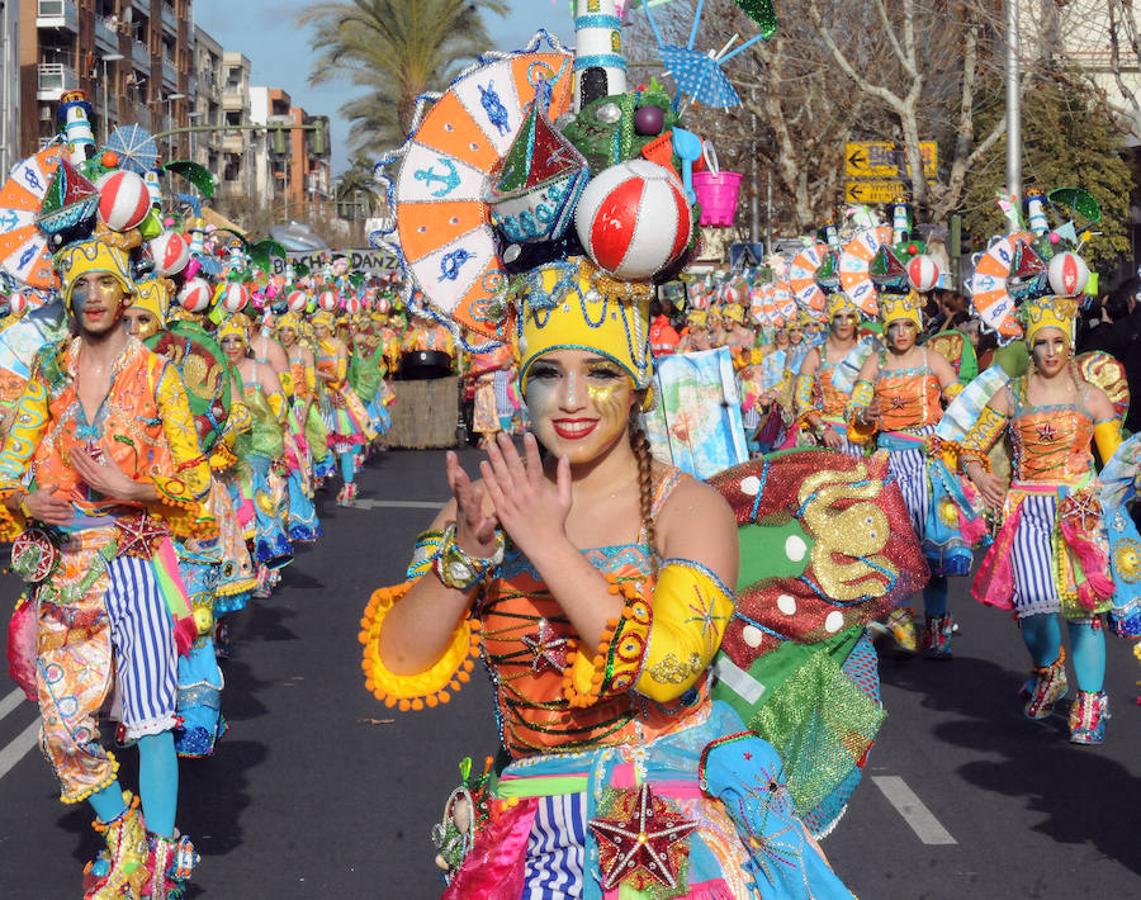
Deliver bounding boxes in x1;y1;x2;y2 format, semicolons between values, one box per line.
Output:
634;105;665;137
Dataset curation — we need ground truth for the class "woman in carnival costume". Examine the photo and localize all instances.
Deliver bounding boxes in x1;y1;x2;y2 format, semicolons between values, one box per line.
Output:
276;311;336;485
794;293;864;454
349;311;395;443
847;290;987;657
361;256;853;899
960;296;1123;743
217;316;294;589
313;309;376;505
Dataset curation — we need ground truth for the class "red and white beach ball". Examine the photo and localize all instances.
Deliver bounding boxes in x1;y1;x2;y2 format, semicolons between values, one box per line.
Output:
318;290;338;312
220;282;249;313
344;295;362;315
8;292;27;316
906;254;941;293
148;231;191;276
178;277;211;313
286;290;308;313
96;170;152;231
574;160;692;281
1047;251;1090;298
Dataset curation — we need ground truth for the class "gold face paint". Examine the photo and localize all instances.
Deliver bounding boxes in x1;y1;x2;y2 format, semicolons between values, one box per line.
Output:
1031;327;1069;377
886;320;918;353
71;273;128;335
123;307;160;340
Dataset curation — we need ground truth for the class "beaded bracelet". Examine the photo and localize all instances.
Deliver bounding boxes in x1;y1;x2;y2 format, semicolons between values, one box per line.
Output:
432;523;505;592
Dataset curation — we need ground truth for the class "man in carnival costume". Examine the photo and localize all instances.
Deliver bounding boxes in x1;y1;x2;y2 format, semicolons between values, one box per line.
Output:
0;235;212;897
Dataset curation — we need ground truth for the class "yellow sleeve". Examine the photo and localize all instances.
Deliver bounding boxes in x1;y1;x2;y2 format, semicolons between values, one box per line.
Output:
278;369;295;398
943;381;964;403
563;560;735;707
793;372;816;419
153;365;216;537
0;371;50;538
305;362;318;396
335;347;349;385
1094;419;1122;466
846;379;877;444
359;579;480;711
959;406;1009;472
266;389;287;423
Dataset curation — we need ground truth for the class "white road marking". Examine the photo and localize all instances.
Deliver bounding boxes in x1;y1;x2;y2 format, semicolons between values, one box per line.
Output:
0;688;25;723
872;776;957;845
0;717;40;782
349;499;447;510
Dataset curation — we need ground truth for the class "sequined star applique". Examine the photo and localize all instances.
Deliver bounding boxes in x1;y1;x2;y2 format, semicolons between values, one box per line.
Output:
684;584;728;656
1036;422;1058;443
519;618;568;673
588;783;697;891
889;395;907;410
115;513;167;558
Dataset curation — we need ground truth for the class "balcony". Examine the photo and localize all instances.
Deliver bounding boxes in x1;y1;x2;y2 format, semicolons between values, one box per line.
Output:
36;0;79;32
37;63;78;101
161;4;178;34
94;16;119;52
162;55;177;88
132;39;151;69
187;75;198;100
222;132;246;154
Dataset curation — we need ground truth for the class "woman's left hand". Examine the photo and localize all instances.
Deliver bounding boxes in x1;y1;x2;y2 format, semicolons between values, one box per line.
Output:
480;432;572;558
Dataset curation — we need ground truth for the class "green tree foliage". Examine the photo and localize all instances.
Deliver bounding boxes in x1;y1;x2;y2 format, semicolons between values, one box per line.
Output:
335;156;383;218
299;0;509;156
963;76;1132;269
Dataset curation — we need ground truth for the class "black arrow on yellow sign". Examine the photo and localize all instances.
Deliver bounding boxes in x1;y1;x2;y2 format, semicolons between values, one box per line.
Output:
847;148;868;170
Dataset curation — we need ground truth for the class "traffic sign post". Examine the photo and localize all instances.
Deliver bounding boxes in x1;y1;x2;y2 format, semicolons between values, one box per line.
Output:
845;141;937;179
845;181;907;204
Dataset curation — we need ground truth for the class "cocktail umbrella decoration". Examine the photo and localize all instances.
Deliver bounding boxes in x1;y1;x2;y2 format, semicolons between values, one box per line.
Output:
0;145;71;288
104;123;159;176
246;239;288;275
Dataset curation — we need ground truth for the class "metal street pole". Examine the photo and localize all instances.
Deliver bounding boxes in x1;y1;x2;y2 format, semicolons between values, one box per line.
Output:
100;54;124;144
1005;0;1021;209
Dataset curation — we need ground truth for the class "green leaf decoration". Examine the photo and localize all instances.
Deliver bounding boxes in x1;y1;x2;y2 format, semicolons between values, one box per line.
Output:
164;160;216;199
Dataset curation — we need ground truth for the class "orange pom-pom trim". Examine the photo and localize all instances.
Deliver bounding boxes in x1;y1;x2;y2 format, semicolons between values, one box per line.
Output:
561;575;650;708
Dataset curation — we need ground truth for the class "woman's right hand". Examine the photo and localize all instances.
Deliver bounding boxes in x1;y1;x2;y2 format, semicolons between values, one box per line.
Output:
446;451;499;557
967;464;1006;510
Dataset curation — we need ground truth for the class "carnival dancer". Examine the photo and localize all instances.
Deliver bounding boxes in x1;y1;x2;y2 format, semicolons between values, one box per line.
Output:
0;237;209;897
795;294;863;453
960;296;1121;743
276;312;335;485
349;312;394;443
313;309;376;506
218;316;293;590
361;260;851;898
847;290;983;657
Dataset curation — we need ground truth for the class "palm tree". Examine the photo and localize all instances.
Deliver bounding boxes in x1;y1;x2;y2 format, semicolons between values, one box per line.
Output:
300;0;509;156
335;155;383;219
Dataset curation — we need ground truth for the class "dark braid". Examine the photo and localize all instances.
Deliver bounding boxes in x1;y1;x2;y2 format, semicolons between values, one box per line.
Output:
629;420;658;568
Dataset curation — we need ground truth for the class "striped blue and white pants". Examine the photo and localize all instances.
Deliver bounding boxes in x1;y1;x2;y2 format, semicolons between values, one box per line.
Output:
1010;493;1062;618
521;793;587;899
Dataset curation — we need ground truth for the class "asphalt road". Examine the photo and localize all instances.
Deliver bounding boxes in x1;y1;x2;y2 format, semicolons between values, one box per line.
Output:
0;448;1138;898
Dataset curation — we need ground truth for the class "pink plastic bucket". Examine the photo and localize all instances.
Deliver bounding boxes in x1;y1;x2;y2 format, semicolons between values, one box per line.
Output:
693;171;743;227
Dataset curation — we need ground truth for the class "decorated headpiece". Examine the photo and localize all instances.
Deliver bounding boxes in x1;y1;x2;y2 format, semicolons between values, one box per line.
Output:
1020;295;1078;347
55;236;136;310
722;303;745;325
826;292;859;319
217;315;249;345
516;258;652;392
131;277;170;328
878;290;924;329
311;310;335;329
687;308;708;327
275;311;302;334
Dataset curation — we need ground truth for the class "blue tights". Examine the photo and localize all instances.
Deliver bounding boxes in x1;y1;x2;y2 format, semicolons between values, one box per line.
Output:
923;576;949;618
87;732;179;837
1020;613;1105;692
339;450;356;485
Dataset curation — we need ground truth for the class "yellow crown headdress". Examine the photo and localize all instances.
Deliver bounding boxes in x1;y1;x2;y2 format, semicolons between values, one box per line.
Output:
275;311;302;334
878;290;924;329
686;308;708;327
311;310;335;329
826;292;859;320
515;257;653;392
722;302;745;325
217;314;250;345
131;278;171;328
1020;295;1078;346
55;237;136;310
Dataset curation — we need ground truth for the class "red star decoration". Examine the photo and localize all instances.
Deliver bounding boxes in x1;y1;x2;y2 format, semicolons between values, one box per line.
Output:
889;395;907;410
1036;422;1058;443
588;783;696;891
115;513;167;558
519;619;569;673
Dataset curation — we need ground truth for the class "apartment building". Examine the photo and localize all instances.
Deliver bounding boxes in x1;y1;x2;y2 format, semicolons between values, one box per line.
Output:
18;0;197;159
0;1;19;176
190;24;222;175
218;50;253;201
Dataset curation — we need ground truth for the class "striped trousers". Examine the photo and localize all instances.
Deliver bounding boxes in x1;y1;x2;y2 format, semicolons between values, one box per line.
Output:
1010;493;1062;618
521;793;588;899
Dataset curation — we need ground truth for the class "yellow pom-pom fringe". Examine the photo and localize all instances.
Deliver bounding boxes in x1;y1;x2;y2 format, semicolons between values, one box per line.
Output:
359;580;480;711
561;576;648;709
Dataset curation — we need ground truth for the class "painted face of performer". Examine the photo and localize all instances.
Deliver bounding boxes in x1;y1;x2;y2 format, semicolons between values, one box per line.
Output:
1031;326;1069;377
525;349;636;466
278;326;297;347
831;312;858;341
70;273;128;336
314;322;331;341
775;328;789;349
220;334;246;363
123;307;160;340
886;319;918;353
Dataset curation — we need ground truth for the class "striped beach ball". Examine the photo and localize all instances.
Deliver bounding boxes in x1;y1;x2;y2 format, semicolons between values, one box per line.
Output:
318;290;338;312
178;277;211;312
574;160;692;281
1047;252;1089;298
96;170;152;231
8;292;27;316
344;295;362;315
287;290;308;313
221;282;249;313
148;231;190;276
906;254;941;293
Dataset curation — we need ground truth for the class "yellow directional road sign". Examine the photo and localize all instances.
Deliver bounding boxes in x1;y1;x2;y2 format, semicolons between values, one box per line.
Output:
845;141;938;179
845;181;907;204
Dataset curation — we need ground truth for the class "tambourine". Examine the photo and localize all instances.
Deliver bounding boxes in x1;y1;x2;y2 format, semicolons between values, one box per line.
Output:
10;527;59;584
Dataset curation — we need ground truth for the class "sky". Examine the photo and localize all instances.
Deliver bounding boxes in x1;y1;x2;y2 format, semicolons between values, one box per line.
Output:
192;0;573;178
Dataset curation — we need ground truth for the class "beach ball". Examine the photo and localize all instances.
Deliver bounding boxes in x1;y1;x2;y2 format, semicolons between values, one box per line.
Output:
287;290;308;313
148;231;190;276
1047;252;1090;298
178;278;211;312
318;290;338;312
95;170;151;231
906;254;941;293
574;160;692;281
221;282;249;313
345;296;362;315
8;293;27;316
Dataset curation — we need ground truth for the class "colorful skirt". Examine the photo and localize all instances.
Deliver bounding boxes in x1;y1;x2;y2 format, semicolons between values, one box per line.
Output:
321;385;377;454
239;455;293;569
